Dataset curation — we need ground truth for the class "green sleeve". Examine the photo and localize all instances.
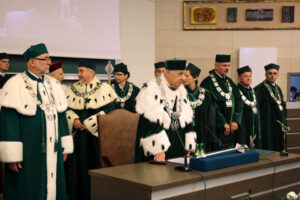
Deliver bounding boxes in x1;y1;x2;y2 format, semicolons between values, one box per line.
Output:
200;78;212;91
209;92;227;127
215;104;227;128
0;107;21;141
58;111;69;138
232;82;243;125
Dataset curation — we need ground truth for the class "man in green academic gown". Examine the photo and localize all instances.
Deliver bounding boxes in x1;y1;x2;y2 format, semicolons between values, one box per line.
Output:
112;63;140;113
200;55;243;148
65;61;116;200
0;53;14;89
237;66;262;149
0;43;73;200
254;63;285;151
0;53;14;193
184;63;226;152
154;61;165;77
134;59;196;162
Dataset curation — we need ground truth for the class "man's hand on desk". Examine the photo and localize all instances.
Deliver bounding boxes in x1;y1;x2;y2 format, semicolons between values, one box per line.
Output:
154;152;166;162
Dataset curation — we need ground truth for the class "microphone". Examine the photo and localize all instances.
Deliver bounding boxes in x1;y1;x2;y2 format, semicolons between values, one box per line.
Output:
276;120;289;156
173;127;191;172
173;97;191;172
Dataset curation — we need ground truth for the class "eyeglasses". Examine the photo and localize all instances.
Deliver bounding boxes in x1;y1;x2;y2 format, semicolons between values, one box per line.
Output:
33;57;51;62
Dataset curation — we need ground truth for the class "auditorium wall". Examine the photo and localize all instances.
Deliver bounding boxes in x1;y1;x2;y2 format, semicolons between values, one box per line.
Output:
119;0;155;87
155;0;300;99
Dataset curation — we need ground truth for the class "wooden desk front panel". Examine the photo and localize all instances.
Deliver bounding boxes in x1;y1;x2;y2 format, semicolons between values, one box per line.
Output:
91;176;151;200
90;153;300;200
164;166;300;200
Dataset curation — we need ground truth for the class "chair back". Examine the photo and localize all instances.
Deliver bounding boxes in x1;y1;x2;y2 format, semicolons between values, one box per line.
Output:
97;109;139;167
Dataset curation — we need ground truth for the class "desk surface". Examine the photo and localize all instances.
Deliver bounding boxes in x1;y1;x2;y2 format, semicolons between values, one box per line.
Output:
89;152;300;192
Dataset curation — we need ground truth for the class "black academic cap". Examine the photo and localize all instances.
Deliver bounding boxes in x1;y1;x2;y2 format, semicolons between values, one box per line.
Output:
0;53;9;60
154;62;165;69
166;59;186;70
215;54;231;63
113;63;130;78
237;65;252;76
186;63;201;77
264;63;280;71
78;60;96;71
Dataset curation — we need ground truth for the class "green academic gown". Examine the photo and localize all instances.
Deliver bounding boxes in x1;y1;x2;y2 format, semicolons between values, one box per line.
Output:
134;76;197;162
254;80;286;151
185;86;226;152
65;78;116;200
200;70;243;147
0;71;73;200
0;73;14;193
237;84;262;149
112;81;140;113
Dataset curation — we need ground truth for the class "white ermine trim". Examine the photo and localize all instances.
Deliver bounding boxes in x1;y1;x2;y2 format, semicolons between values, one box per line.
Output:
38;82;58;200
0;74;68;116
61;135;74;154
83;111;105;137
140;130;171;156
66;78;117;110
44;75;68;112
185;131;197;151
66;110;79;135
136;75;193;130
0;74;37;115
0;141;23;163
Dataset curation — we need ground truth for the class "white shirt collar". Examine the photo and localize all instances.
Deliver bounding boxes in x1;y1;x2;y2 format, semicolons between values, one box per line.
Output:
214;70;226;79
0;72;5;77
28;70;42;79
267;80;276;86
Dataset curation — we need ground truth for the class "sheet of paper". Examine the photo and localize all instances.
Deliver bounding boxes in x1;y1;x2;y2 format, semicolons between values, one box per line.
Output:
167;156;191;164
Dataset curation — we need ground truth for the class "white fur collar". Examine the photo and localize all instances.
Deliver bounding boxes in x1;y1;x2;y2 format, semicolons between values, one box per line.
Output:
0;73;68;115
136;75;193;129
66;77;117;110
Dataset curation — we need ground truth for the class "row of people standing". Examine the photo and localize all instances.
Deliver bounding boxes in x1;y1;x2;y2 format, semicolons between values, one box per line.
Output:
134;55;286;163
184;55;285;153
0;46;286;200
0;49;141;200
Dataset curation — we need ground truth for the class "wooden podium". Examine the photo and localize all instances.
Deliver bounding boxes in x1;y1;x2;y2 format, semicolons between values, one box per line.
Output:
89;152;300;200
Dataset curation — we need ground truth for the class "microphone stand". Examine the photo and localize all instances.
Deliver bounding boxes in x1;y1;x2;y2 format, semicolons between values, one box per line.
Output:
277;120;290;156
175;153;191;172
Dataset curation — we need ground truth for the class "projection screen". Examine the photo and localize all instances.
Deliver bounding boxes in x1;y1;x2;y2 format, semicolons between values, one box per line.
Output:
0;0;121;59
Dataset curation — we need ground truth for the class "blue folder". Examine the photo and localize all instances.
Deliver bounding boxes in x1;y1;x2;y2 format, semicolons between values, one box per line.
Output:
190;150;260;171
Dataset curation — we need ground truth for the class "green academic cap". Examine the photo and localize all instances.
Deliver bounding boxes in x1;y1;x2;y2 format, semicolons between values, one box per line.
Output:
237;65;252;76
215;54;231;63
186;63;201;77
154;62;165;69
264;63;280;71
166;59;186;70
23;43;48;62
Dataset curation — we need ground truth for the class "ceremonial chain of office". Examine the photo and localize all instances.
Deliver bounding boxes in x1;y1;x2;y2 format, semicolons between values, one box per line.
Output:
210;74;233;108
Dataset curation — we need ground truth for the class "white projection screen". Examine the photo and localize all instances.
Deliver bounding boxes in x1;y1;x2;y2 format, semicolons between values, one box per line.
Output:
0;0;121;59
239;48;277;87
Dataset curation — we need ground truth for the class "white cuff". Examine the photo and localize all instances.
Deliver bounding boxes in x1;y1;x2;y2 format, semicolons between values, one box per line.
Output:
185;131;197;151
61;135;74;154
0;142;23;163
140;130;171;157
83;114;98;137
